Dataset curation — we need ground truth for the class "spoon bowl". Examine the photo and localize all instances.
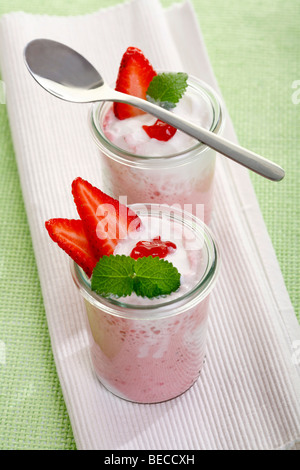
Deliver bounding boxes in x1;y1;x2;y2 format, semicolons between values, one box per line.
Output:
24;39;105;102
24;39;285;181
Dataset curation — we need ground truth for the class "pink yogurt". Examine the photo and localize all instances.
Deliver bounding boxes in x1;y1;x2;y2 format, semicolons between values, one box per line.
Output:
71;204;219;403
89;76;223;224
85;295;210;403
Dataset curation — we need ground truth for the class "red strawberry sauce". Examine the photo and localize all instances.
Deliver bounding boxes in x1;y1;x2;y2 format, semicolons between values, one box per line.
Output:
130;236;176;260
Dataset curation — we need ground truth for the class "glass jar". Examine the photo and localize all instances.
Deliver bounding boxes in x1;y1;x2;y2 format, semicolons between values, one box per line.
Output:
71;203;219;404
89;75;223;224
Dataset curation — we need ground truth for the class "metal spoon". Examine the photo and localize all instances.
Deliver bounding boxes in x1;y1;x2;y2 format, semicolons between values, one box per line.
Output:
24;39;284;181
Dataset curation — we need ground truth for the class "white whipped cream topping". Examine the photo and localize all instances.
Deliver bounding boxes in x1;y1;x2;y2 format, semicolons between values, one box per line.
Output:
103;87;213;156
113;214;205;305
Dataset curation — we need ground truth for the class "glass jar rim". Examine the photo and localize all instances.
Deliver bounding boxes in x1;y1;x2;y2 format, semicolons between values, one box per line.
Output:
71;203;220;320
89;75;224;166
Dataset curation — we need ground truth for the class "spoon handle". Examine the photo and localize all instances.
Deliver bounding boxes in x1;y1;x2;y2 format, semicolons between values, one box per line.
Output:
106;88;285;182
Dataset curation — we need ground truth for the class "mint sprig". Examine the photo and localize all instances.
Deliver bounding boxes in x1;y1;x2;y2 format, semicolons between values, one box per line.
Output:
146;72;188;110
91;255;181;299
133;256;180;298
91;255;135;298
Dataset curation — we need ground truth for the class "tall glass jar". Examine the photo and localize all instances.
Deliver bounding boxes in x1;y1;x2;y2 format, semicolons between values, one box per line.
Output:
71;203;219;404
89;76;223;224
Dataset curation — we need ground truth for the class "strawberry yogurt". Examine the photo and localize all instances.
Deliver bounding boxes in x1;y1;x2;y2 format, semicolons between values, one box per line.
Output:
103;86;212;156
71;204;219;403
90;76;223;224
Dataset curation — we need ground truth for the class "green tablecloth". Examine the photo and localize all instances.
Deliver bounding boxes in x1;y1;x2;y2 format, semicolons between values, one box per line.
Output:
0;0;299;450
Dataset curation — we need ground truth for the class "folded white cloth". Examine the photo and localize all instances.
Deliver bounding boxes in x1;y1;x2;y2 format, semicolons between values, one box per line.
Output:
0;0;299;450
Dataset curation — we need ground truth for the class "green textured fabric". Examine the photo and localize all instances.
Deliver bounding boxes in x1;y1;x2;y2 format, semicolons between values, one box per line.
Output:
0;0;298;450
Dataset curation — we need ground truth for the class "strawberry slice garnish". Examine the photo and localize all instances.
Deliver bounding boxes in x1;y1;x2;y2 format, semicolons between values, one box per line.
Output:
45;178;141;274
142;119;177;141
113;46;157;120
45;218;98;277
71;177;140;259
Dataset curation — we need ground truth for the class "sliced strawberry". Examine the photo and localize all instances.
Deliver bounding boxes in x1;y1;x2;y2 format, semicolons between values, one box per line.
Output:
45;218;98;277
113;46;157;120
71;177;141;259
142;119;177;141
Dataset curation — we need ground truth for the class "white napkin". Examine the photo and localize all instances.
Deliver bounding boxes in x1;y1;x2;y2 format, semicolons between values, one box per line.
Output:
0;0;299;450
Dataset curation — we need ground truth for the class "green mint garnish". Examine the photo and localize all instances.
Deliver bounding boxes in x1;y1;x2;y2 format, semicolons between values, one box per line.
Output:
91;255;135;298
91;255;181;299
146;72;188;110
133;256;180;298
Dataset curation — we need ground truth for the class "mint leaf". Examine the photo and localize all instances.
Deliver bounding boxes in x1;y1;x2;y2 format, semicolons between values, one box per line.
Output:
91;255;181;299
146;72;188;110
134;256;181;298
91;255;135;298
